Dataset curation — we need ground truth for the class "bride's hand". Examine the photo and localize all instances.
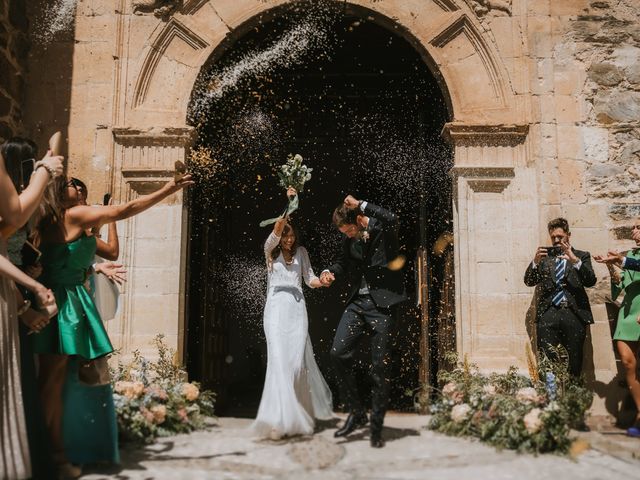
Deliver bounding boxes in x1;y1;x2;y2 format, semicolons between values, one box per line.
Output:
287;186;297;198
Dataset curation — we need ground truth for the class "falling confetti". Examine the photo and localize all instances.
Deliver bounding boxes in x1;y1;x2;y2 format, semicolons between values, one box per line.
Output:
32;0;78;45
190;8;340;120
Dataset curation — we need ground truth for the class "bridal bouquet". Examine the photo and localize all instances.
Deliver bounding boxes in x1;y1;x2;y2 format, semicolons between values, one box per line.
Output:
260;154;311;227
277;154;312;192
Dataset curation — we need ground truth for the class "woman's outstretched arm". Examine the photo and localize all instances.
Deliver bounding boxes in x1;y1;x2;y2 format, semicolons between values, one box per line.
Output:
67;174;194;231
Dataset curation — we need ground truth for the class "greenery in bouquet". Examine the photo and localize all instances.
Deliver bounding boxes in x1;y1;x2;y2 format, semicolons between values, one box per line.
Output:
277;153;312;192
428;348;592;455
111;335;216;444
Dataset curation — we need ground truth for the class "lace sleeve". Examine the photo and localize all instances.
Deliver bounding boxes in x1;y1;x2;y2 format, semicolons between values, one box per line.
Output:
299;247;319;288
264;232;281;257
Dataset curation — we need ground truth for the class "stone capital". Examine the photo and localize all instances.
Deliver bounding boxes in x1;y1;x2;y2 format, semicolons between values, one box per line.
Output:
442;123;529;147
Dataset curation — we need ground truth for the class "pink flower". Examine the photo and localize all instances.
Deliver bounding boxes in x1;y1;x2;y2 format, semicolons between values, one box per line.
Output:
177;408;188;423
182;383;200;402
146;385;169;401
442;382;464;403
114;381;145;400
150;405;167;424
523;408;543;433
442;382;457;396
140;407;155;425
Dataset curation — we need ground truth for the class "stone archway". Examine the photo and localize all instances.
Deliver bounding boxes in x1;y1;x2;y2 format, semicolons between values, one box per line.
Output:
108;0;532;372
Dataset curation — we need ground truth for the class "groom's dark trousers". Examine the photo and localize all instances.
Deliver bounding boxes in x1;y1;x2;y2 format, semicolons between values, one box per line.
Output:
331;295;394;432
327;202;406;433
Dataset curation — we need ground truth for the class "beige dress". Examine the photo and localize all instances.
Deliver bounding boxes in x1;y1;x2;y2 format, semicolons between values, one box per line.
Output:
0;237;31;479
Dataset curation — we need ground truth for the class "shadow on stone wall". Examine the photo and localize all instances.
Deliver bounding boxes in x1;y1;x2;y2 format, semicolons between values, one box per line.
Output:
23;0;75;158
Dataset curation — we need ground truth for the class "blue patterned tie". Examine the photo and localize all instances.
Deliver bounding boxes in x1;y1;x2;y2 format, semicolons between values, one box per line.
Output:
552;258;567;306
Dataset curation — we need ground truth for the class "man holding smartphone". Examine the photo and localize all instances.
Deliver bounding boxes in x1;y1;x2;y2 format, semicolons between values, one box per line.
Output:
524;217;597;376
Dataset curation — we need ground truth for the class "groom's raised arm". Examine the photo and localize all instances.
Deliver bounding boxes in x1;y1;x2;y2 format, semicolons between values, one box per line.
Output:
362;202;398;229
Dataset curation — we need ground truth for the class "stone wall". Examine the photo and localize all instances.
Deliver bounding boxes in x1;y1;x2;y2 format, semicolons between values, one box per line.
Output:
0;0;29;141
19;0;640;417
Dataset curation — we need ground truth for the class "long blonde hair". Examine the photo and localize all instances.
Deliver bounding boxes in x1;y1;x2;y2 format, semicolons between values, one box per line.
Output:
31;176;67;245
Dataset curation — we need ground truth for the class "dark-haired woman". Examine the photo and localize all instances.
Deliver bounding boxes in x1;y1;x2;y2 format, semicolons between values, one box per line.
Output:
251;187;333;439
1;137;65;478
32;172;192;476
1;139;62;479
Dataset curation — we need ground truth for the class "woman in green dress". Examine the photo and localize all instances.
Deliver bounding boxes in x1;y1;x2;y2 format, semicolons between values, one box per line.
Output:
599;222;640;437
32;172;193;475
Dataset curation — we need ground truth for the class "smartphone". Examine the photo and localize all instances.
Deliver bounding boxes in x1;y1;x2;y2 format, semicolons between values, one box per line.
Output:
103;193;111;205
545;246;563;257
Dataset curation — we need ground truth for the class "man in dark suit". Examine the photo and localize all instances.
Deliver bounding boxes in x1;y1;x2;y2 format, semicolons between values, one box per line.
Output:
320;195;406;448
524;217;596;376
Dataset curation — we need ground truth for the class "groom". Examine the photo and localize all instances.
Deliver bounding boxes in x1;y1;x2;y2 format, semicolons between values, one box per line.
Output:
320;195;406;448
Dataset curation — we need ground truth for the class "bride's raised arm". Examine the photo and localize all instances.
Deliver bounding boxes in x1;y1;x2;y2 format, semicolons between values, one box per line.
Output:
264;217;286;256
264;186;297;257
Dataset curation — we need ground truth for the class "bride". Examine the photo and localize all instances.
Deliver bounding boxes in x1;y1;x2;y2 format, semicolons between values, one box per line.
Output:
251;187;333;439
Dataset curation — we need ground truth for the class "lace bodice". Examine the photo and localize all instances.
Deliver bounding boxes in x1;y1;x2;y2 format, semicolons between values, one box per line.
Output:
264;232;318;291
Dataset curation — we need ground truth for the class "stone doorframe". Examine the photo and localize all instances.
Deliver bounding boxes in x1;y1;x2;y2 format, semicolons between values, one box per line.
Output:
109;0;534;370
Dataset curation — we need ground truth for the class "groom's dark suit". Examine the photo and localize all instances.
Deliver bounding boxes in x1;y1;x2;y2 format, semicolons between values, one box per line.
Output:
524;248;596;376
327;202;406;436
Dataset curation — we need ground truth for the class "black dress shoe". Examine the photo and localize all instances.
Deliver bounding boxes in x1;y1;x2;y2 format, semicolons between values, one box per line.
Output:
370;429;385;448
334;412;368;437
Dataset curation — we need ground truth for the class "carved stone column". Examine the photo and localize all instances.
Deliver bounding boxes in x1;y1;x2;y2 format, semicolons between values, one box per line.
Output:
443;123;535;370
107;126;195;358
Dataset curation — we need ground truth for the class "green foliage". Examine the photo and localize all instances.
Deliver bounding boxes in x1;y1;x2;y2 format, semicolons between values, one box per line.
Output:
111;335;216;444
428;351;593;455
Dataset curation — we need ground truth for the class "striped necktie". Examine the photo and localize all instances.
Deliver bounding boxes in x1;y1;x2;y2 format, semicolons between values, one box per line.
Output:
552;258;567;306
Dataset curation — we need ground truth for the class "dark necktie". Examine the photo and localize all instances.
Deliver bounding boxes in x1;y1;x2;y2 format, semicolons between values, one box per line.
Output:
552;258;567;306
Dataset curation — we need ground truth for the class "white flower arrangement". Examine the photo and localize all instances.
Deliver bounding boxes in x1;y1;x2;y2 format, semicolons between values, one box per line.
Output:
515;387;541;404
451;403;472;423
277;153;312;192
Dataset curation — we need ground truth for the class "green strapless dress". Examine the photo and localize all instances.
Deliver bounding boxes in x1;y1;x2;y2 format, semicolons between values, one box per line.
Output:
612;249;640;341
32;234;114;359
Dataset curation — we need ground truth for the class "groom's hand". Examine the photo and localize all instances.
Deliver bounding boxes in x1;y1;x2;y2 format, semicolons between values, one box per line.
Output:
344;195;360;210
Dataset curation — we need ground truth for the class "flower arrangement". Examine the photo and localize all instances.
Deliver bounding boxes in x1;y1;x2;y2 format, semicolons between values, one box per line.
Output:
428;349;592;455
277;153;312;192
111;335;216;444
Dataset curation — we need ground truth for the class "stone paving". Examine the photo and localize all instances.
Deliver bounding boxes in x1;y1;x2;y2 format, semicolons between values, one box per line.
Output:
82;414;640;480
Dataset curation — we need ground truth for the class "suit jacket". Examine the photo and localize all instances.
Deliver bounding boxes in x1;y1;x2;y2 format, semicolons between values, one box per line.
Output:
524;248;597;325
327;202;407;308
624;256;640;271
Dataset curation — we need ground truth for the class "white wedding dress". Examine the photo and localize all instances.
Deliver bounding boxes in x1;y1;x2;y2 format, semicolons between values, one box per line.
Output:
251;232;333;438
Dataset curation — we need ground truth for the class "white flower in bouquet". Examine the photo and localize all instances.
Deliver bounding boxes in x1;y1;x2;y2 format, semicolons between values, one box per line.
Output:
451;403;472;423
277;153;313;192
516;387;540;404
482;384;496;396
523;408;543;433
